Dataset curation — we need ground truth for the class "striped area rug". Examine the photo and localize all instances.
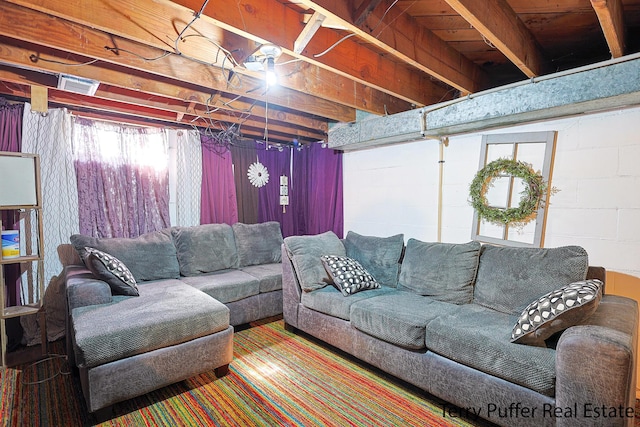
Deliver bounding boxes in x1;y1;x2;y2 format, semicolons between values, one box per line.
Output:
3;318;489;426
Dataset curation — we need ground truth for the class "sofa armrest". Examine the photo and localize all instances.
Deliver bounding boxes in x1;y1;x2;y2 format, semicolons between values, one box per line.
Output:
555;295;638;427
62;265;113;310
281;244;302;328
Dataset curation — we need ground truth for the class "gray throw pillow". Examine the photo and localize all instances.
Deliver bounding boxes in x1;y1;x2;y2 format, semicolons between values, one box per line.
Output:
397;239;481;304
172;224;238;276
511;279;603;347
284;231;346;292
321;255;381;296
84;247;139;296
473;245;589;315
343;231;404;287
70;229;180;282
232;222;283;267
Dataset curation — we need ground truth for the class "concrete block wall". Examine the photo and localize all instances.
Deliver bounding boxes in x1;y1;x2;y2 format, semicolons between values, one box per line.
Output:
344;105;640;281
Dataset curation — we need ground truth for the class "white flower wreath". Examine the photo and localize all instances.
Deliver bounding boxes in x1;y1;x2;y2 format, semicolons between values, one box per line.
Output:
247;162;270;188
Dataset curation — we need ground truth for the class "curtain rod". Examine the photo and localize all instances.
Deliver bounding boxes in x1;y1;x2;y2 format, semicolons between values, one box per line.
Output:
68;110;190;131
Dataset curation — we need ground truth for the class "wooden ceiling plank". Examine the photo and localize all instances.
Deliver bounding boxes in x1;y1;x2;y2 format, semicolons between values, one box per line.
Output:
0;1;359;122
63;107;302;145
443;0;548;77
0;64;326;140
0;38;329;134
401;0;594;16
590;0;625;58
172;0;447;106
8;0;416;114
299;0;487;92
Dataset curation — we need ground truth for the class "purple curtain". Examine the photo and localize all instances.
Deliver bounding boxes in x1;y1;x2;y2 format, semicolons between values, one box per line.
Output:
293;143;344;237
73;118;170;238
200;135;238;225
0;98;23;307
256;143;295;236
257;142;343;238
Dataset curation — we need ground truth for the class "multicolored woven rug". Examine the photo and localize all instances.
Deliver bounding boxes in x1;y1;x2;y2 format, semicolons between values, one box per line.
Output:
3;318;498;426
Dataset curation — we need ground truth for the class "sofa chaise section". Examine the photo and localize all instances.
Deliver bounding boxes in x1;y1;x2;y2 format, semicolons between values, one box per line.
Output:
67;275;233;413
64;221;285;413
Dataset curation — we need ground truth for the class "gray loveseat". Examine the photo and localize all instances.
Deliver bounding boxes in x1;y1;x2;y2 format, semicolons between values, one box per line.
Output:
282;230;638;427
63;221;284;414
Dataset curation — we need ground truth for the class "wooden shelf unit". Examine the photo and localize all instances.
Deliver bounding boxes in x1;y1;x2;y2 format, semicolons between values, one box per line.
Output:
0;152;46;368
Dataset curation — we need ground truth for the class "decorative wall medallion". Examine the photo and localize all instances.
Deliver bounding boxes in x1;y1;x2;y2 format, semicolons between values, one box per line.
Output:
248;162;270;188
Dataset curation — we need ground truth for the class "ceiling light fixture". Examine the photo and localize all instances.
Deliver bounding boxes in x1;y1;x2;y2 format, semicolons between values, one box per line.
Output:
244;44;283;86
259;44;282;87
265;57;277;87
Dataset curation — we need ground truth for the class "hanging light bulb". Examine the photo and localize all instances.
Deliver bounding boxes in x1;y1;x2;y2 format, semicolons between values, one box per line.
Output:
265;56;277;87
258;44;282;87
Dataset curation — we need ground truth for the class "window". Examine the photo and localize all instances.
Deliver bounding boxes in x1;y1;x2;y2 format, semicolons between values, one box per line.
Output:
472;131;556;247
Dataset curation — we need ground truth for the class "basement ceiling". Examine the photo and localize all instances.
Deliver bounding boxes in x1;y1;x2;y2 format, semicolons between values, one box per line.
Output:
0;0;638;146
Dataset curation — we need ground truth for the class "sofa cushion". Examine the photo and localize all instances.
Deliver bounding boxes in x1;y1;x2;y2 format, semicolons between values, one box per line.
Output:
172;224;238;276
350;291;461;350
283;231;346;292
71;279;229;369
240;263;282;293
343;231;404;287
473;245;589;315
84;247;139;296
179;269;259;304
511;279;603;347
423;304;556;396
321;255;381;296
301;285;396;321
70;229;180;282
232;222;283;267
397;239;481;304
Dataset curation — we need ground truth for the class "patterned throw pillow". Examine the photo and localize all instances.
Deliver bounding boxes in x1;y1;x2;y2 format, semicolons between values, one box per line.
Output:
85;246;139;296
321;255;381;296
511;279;602;347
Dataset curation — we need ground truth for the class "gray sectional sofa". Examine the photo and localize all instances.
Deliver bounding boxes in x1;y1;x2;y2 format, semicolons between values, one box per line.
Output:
282;230;638;427
63;221;284;414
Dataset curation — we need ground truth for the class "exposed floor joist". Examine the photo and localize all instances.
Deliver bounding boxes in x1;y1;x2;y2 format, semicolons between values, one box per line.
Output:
295;0;487;93
0;0;638;143
591;0;626;58
0;38;327;139
443;0;548;77
7;0;443;110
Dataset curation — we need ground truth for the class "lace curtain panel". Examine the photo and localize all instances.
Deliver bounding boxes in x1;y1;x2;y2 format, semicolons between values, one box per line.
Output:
21;104;78;344
73;118;170;238
174;129;202;227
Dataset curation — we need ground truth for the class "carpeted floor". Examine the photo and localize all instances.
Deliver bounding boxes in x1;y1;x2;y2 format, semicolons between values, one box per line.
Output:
1;318;638;426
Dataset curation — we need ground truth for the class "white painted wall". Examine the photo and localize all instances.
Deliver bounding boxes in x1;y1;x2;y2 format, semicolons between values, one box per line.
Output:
343;105;640;279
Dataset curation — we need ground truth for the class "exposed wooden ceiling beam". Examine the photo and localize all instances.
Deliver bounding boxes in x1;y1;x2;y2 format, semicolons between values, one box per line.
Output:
0;37;328;135
0;2;360;124
6;0;421;113
590;0;625;58
443;0;548;77
294;0;487;93
171;0;449;106
0;65;326;141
